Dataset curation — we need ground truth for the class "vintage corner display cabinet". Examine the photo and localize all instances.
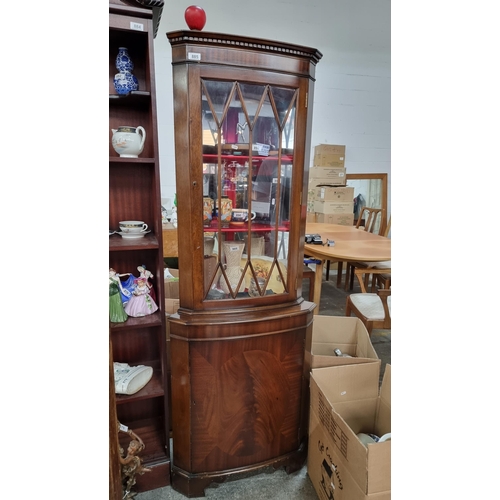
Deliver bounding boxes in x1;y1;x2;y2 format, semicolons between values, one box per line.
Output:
167;30;322;497
109;0;170;496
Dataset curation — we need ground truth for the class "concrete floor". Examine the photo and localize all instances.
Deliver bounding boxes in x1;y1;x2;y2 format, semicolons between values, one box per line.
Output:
135;267;390;500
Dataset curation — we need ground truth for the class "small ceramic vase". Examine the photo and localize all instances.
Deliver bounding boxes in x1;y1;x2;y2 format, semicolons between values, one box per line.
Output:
113;70;139;95
115;47;134;72
113;47;139;95
220;265;244;295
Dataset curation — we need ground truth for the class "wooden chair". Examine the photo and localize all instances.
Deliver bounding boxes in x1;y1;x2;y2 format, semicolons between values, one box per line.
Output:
344;207;386;290
345;267;391;335
326;207;386;286
370;216;391;291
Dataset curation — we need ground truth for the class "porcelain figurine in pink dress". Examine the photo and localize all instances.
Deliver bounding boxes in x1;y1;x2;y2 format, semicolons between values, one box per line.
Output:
137;265;156;303
124;277;158;317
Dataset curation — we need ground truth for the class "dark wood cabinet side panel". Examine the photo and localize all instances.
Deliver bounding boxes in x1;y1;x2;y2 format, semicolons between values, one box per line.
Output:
109;339;122;500
170;338;192;471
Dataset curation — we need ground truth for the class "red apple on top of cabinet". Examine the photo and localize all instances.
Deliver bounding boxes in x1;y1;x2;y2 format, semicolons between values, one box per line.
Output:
184;6;206;31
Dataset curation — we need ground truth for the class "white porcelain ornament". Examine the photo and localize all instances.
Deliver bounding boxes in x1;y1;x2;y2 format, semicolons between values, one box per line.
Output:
111;125;146;158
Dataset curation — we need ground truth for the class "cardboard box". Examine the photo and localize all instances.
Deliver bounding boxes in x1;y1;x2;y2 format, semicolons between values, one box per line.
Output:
314;145;346;168
315;212;354;226
315;186;354;202
314;153;345;168
305;316;380;372
165;298;180;315
314;200;353;215
308;363;391;500
314;144;346;156
306;212;317;223
164;268;180;299
309;167;346;186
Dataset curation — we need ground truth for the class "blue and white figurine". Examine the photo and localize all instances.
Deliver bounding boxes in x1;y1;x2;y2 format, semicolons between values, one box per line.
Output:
113;47;139;95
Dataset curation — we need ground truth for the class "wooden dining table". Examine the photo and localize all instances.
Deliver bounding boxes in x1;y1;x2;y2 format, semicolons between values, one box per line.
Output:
304;222;391;314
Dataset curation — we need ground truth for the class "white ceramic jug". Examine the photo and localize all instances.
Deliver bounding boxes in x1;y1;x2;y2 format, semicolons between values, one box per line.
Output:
111;125;146;158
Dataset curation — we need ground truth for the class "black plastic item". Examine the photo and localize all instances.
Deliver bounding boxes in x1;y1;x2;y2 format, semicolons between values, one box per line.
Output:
305;234;323;245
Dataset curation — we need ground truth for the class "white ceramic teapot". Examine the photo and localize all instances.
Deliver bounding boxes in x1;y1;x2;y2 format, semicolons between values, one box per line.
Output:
111;126;146;158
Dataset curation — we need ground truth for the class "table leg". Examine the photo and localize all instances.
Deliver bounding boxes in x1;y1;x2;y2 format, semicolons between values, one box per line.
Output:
312;258;324;315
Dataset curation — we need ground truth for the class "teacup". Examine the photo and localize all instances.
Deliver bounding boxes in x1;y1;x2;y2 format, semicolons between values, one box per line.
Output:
231;209;256;222
119;220;148;233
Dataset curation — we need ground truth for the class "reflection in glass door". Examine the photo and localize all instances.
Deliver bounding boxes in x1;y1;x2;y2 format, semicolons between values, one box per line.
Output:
201;80;298;301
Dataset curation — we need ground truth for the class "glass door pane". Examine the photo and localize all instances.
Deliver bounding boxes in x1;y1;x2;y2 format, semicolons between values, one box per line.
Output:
201;79;297;301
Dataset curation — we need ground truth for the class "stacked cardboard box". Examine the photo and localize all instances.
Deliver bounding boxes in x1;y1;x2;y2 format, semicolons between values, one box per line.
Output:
307;181;354;226
308;363;391;499
309;144;347;186
306;144;354;223
313;144;346;168
309;166;347;187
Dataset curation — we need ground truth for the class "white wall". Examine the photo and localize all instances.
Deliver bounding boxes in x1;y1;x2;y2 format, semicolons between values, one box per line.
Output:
153;0;391;216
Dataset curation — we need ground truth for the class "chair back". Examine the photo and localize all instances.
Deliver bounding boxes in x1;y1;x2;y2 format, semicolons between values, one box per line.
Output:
355;207;385;234
354;266;391;293
383;215;391;237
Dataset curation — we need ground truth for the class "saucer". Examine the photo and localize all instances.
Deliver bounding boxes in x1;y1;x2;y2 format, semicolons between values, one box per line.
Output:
118;230;150;239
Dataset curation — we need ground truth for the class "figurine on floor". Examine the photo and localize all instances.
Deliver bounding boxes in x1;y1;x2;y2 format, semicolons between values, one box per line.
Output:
137;264;156;303
119;423;151;499
124;276;158;317
109;268;131;323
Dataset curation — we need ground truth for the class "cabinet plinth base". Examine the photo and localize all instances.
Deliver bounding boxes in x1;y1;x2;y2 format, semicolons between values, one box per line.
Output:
171;441;307;498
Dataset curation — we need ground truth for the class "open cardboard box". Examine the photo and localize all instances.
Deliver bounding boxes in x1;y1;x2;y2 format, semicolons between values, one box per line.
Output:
308;363;391;499
305;316;380;375
164;268;180;315
164;268;179;299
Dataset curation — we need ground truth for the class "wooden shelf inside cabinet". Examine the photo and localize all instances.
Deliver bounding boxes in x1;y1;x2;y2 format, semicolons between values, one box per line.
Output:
117;417;167;464
109;232;159;251
115;370;164;404
109;310;163;330
109;157;156;164
109;90;151;105
203;154;293;163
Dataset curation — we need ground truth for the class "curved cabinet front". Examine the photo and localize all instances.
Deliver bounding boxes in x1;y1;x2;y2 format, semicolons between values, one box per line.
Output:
169;302;314;497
